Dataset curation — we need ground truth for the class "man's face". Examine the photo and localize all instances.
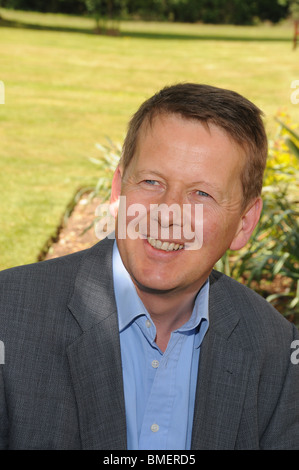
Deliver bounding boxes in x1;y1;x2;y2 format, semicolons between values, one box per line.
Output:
114;113;249;297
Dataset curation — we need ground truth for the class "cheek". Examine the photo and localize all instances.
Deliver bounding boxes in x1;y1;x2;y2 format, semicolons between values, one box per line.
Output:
202;208;242;249
201;209;231;244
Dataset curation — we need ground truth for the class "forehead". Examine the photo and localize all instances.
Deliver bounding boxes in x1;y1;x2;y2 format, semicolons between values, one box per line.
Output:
131;112;245;171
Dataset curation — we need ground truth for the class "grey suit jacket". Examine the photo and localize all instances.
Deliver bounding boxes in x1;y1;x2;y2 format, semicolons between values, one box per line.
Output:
0;237;298;449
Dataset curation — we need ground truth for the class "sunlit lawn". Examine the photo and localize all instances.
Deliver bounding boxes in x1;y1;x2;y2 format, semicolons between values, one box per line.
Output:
0;8;298;269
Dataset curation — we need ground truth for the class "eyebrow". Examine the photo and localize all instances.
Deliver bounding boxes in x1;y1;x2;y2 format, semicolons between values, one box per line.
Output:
136;169;166;179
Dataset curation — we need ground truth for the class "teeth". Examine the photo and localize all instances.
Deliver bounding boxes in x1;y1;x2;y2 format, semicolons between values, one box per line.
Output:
147;237;184;251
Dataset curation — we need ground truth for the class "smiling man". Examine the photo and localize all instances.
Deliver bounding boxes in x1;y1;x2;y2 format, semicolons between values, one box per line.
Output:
0;83;298;450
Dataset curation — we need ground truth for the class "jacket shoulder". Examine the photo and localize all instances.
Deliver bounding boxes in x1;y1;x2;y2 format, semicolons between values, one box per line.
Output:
0;248;87;300
209;269;297;348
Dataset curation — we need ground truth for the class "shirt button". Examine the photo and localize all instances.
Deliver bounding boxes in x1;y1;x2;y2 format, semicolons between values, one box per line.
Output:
145;320;152;328
151;359;159;369
151;423;159;433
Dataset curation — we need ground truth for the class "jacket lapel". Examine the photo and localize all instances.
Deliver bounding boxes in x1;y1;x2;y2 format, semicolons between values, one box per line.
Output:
67;238;127;450
191;272;253;450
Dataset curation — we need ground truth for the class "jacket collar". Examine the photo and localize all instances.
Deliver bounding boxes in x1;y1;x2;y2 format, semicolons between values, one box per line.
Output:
208;270;241;339
68;237;117;331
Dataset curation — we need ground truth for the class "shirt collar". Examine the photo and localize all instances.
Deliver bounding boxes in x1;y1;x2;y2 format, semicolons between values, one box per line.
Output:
112;241;148;332
112;241;209;341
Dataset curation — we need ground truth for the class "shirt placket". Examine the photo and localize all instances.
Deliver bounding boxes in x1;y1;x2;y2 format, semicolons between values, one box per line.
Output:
138;333;184;450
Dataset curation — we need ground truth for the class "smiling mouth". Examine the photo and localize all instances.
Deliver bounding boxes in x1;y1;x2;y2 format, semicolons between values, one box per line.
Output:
147;236;184;251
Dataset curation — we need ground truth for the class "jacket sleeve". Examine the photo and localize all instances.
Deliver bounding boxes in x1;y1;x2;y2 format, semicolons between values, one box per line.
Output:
260;323;299;450
0;364;9;449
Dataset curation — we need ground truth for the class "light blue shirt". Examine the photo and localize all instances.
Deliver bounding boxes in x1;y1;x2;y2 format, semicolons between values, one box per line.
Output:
112;242;209;450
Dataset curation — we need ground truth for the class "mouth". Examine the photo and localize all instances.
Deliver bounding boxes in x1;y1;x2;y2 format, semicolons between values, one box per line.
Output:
147;236;184;252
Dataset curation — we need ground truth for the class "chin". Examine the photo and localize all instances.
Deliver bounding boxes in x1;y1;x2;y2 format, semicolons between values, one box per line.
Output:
132;274;177;295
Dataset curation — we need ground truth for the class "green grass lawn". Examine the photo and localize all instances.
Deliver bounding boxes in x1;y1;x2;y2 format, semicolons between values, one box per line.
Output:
0;8;298;270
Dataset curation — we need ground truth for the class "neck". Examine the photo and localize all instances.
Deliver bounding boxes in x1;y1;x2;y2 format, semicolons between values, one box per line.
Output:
134;287;198;352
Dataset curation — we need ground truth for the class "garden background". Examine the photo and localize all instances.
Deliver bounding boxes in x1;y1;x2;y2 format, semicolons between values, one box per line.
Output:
0;0;298;324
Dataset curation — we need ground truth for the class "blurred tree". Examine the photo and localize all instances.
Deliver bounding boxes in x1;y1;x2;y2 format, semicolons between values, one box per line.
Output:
170;0;202;23
85;0;104;30
256;0;288;23
85;0;126;32
0;0;291;24
125;0;169;20
189;0;257;25
49;0;86;14
279;0;299;48
1;0;86;14
169;0;286;25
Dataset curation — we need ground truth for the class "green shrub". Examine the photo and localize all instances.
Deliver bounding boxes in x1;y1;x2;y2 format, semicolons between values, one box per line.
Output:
72;138;120;233
85;138;121;201
228;116;299;325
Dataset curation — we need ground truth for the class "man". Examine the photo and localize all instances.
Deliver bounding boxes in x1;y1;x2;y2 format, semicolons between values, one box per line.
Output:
0;83;298;450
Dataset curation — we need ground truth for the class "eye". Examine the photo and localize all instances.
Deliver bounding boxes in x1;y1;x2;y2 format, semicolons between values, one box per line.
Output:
144;179;159;186
196;190;210;197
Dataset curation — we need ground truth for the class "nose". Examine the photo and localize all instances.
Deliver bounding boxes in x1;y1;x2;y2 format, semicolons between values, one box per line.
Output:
149;188;184;240
159;186;184;223
157;202;182;228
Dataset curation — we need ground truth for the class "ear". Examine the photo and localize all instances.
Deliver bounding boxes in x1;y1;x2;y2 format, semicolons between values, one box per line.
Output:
229;197;263;251
110;165;123;218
